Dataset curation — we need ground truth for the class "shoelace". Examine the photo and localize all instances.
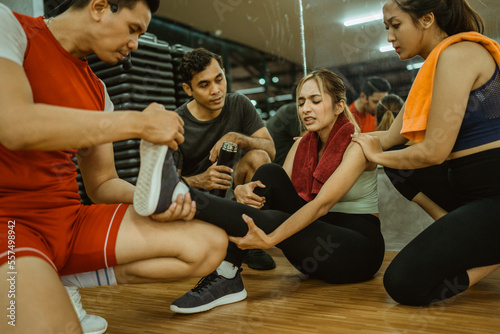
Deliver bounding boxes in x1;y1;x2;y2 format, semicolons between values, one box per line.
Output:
191;272;220;293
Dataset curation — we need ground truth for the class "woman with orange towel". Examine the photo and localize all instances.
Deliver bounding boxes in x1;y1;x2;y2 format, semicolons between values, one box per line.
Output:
352;0;500;306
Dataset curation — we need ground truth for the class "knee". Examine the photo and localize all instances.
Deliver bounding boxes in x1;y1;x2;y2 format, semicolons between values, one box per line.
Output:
205;224;229;256
190;223;228;275
252;162;284;182
241;150;272;171
383;263;429;306
256;161;281;174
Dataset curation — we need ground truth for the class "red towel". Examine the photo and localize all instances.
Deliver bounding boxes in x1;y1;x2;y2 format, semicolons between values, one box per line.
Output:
402;32;500;142
292;114;354;202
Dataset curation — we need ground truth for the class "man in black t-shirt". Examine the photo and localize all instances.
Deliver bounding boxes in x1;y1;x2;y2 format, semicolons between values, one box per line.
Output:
171;48;276;314
174;48;275;191
174;92;270;186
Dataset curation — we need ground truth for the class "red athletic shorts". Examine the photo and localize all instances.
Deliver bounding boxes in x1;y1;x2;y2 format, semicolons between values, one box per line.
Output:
0;202;129;276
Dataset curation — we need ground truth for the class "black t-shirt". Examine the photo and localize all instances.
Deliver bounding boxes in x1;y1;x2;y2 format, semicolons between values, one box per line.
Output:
174;92;264;177
266;102;302;166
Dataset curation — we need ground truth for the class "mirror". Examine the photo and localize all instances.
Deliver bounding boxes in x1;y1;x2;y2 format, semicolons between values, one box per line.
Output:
40;0;500;116
151;0;500;117
149;0;306;119
299;0;500;101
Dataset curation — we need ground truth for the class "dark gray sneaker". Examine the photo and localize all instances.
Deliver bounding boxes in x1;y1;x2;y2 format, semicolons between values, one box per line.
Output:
133;140;189;216
243;249;276;270
170;269;247;314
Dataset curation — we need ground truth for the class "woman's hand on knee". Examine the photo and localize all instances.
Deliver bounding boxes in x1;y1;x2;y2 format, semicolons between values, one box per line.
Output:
234;181;266;209
229;214;274;250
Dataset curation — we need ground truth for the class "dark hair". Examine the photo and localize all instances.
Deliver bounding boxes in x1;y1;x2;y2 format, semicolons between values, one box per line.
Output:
69;0;159;13
360;76;391;99
376;94;404;131
393;0;484;35
179;48;224;86
296;69;360;133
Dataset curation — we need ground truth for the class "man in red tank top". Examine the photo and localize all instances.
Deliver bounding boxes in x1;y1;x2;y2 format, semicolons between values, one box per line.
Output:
348;76;391;133
0;1;227;333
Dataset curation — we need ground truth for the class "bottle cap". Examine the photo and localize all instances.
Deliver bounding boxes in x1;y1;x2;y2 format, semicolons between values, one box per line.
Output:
222;141;238;152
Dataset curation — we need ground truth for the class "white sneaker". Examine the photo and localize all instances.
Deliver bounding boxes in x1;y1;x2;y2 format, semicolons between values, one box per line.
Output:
65;286;108;334
133;140;189;216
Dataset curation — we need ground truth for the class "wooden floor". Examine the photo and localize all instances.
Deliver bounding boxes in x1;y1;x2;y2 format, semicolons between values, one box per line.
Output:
80;248;500;333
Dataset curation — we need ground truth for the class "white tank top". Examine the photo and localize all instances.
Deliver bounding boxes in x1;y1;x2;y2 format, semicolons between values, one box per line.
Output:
329;168;378;214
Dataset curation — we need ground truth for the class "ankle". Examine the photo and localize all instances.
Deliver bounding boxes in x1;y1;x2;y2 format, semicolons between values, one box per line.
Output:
216;261;238;279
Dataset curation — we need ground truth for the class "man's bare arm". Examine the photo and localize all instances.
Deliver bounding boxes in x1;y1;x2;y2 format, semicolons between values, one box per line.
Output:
0;58;185;152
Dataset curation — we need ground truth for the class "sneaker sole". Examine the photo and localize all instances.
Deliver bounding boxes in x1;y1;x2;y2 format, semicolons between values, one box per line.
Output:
80;315;108;334
133;141;168;216
170;289;247;314
245;262;276;270
82;325;107;334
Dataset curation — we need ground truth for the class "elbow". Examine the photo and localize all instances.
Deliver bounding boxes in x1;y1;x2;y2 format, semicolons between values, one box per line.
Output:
426;155;447;166
414;140;449;167
264;137;276;161
0;129;30;151
316;203;332;218
0;108;26;150
268;147;276;162
311;194;338;218
2;137;38;151
85;187;100;204
422;151;448;166
269;138;276;161
0;137;18;151
0;113;39;150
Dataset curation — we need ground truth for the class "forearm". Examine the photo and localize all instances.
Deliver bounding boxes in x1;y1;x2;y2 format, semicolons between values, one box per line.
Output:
1;103;143;151
230;132;276;160
374;130;408;151
372;143;443;170
268;201;327;246
184;174;205;189
87;177;135;204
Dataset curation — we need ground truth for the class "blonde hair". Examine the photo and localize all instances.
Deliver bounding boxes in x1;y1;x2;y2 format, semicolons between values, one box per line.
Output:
376;94;404;131
296;69;360;133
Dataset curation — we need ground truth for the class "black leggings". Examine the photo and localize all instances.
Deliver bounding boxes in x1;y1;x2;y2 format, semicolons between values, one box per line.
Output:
192;163;385;284
384;145;461;212
383;148;500;305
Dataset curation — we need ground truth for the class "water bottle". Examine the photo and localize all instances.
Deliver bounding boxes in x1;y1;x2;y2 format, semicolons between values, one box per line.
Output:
210;141;238;197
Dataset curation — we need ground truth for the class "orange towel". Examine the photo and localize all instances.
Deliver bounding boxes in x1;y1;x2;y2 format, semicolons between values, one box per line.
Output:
401;32;500;142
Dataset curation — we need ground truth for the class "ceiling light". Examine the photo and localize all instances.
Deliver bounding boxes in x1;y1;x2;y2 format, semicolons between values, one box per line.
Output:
236;87;266;95
344;13;383;27
275;94;293;102
379;45;394;53
406;62;425;70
